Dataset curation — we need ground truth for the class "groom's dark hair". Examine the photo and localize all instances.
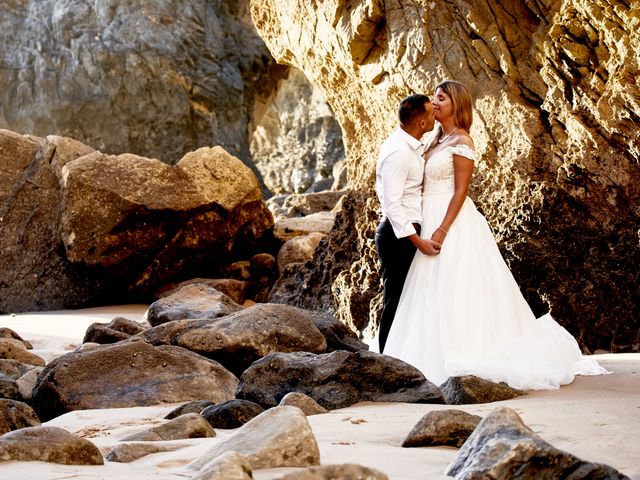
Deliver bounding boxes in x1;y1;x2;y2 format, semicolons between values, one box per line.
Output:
398;94;430;126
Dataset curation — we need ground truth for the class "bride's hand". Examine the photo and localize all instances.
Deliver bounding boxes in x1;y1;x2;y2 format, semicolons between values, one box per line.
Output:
431;228;447;245
417;238;441;256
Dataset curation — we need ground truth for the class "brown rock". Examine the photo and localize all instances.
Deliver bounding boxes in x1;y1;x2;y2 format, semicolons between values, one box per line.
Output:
106;443;184;463
83;317;147;344
0;328;32;349
0;374;21;401
164;400;216;420
276;232;326;274
0;426;103;465
191;451;253;480
278;392;328;416
278;464;389;480
201;399;265;429
0;359;34;380
441;376;522;405
402;409;482;448
157;278;249;305
122;413;215;441
447;407;629;479
0;399;40;435
0;339;45;366
145;283;242;327
249;0;640;353
31;341;238;421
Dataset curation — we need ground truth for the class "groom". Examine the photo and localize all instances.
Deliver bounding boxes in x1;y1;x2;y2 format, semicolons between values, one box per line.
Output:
375;94;439;352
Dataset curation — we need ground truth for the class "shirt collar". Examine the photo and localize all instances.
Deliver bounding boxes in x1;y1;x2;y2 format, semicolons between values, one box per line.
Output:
396;127;423;151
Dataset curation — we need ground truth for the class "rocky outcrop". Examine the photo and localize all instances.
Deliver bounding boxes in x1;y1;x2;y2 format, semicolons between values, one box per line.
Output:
0;130;273;312
447;407;629;479
0;0;285;175
31;341;238;421
251;68;346;194
250;0;640;352
0;426;103;465
237;350;444;409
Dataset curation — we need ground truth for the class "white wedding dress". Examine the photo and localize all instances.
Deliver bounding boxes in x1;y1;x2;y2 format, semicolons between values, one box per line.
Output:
379;144;608;390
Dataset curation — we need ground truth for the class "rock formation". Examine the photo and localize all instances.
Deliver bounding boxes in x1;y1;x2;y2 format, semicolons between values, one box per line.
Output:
0;0;285;178
250;0;640;352
0;130;273;313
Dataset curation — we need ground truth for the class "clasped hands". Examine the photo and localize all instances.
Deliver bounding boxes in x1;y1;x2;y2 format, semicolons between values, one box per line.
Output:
410;235;441;256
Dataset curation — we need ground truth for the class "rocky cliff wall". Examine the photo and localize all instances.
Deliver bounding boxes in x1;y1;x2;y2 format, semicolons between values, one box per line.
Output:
250;0;640;352
0;0;284;177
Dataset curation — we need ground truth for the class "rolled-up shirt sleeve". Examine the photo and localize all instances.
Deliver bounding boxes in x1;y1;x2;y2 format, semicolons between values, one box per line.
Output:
379;151;417;239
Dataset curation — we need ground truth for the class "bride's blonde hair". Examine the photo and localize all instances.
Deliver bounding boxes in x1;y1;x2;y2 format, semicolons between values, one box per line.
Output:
435;80;473;131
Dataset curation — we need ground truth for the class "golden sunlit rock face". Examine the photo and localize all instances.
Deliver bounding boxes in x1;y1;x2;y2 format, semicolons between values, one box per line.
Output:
251;0;640;352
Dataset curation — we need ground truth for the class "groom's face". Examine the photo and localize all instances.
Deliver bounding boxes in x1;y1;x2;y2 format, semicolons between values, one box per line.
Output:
418;102;436;134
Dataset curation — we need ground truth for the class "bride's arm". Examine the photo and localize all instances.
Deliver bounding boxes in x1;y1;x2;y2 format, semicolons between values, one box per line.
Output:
431;142;475;246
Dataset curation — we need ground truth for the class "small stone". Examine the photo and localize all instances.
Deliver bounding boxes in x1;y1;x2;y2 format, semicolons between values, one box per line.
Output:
279;392;328;416
122;413;215;442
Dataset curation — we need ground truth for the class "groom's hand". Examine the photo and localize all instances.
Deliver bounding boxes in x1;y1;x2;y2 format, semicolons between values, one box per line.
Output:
409;235;441;255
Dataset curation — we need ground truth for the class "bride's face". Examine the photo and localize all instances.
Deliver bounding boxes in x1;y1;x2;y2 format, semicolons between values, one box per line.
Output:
433;87;453;122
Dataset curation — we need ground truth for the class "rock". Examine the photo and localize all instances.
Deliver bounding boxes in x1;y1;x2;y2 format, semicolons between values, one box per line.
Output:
268;191;347;221
0;374;22;401
273;212;336;242
191;451;253;480
277;233;326;274
402;409;482;448
82;317;147;344
145;284;243;327
249;0;640;354
175;303;327;376
447;407;629;479
61;147;274;296
0;0;283;175
0;399;41;435
331;160;348;191
441;376;522;405
16;367;43;401
201;399;265;429
188;406;320;470
251;68;345;195
0;359;34;380
0;426;103;465
164;400;216;420
31;341;238;421
249;253;278;302
221;261;253;281
122;413;215;441
305;310;368;352
237;350;444;409
278;464;389;480
278;393;328;416
0;328;32;349
106;443;184;463
157;278;250;305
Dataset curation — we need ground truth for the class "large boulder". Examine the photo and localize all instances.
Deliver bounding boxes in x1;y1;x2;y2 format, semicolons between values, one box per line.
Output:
0;399;41;435
0;0;284;171
61;146;274;295
249;0;640;352
175;303;327;375
31;341;238;421
201;399;265;429
0;426;103;465
447;407;629;479
0;130;274;313
237;350;444;409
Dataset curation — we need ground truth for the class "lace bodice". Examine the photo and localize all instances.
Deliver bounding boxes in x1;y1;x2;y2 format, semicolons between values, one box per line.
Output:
423;144;476;195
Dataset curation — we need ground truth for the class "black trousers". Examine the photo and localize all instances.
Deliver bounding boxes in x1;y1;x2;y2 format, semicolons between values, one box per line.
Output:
375;220;419;352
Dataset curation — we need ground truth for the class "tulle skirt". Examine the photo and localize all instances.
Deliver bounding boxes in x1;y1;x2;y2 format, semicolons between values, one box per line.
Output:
376;194;608;390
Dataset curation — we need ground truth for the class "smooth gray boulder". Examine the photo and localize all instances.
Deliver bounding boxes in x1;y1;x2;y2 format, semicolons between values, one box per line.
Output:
122;413;215;441
32;341;238;421
16;367;43;401
0;399;40;435
0;426;103;465
441;376;522;405
188;406;320;470
447;407;629;479
237;351;444;410
402;409;482;448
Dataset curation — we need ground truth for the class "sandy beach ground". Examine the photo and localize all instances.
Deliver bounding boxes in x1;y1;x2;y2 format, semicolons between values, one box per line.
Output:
0;306;638;479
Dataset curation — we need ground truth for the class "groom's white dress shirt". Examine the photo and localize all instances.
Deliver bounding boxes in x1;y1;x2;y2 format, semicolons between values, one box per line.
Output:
376;127;424;238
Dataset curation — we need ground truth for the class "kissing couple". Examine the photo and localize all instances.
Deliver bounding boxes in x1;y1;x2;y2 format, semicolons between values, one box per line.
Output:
371;80;607;390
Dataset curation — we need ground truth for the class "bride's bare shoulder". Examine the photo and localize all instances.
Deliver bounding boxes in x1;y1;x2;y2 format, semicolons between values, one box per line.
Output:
452;131;475;149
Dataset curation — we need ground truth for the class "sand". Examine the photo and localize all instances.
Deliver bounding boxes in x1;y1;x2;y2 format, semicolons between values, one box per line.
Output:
0;306;638;479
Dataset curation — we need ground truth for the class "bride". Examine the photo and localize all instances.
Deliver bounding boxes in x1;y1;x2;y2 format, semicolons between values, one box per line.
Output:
379;80;607;390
